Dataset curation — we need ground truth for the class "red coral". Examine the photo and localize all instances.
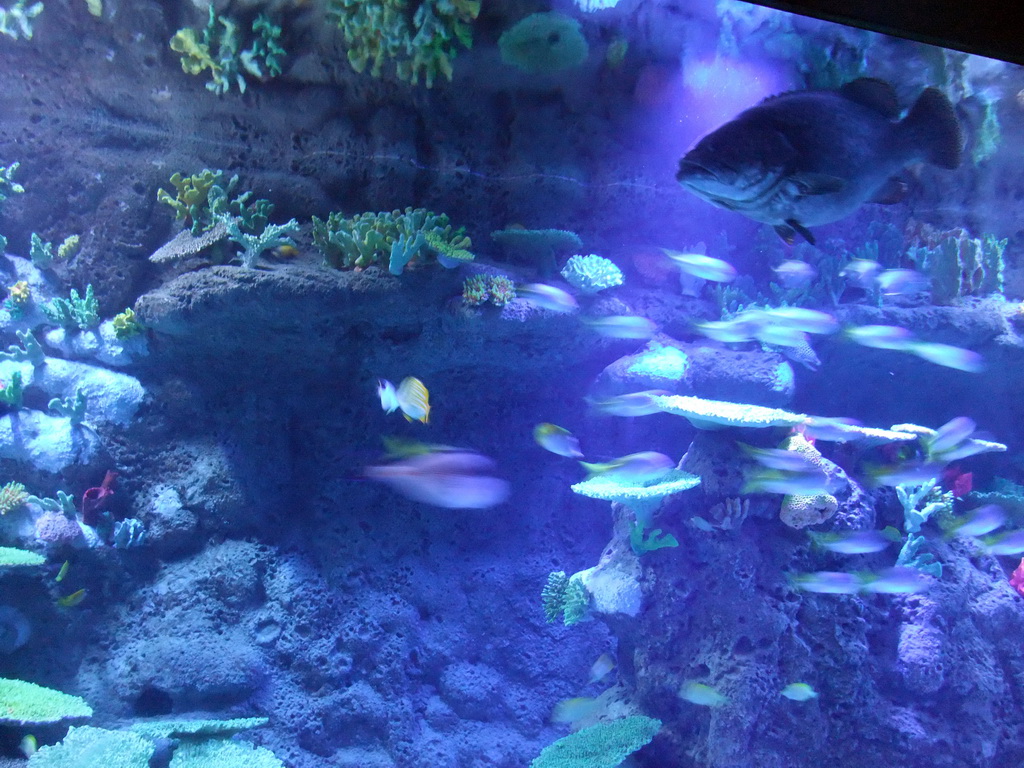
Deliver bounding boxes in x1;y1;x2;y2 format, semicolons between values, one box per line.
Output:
1010;558;1024;598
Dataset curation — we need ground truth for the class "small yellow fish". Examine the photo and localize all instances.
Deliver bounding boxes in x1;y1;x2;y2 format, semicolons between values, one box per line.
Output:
55;560;69;583
679;681;728;707
780;682;818;701
57;589;86;608
398;377;430;424
534;423;583;459
606;38;628;68
273;244;300;259
588;653;615;684
550;696;601;723
20;734;37;758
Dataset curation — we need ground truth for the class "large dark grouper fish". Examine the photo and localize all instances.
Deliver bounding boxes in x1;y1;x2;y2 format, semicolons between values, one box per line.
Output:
676;78;963;244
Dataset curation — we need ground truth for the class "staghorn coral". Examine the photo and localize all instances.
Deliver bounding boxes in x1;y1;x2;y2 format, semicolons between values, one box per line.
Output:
327;0;479;88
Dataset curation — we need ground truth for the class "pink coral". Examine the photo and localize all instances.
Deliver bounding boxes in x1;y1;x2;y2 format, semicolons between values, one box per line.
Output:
35;511;83;549
1010;558;1024;598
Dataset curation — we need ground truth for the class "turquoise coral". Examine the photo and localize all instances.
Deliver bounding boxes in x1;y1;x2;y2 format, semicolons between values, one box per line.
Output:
529;715;661;768
312;207;471;272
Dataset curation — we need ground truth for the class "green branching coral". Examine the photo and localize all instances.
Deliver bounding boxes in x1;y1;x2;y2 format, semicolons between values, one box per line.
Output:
157;169;269;236
0;162;25;204
43;285;100;330
327;0;479;88
171;6;286;95
312;207;472;273
0;0;43;41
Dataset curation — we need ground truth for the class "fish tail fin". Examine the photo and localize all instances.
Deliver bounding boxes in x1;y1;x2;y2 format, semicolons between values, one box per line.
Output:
901;87;962;170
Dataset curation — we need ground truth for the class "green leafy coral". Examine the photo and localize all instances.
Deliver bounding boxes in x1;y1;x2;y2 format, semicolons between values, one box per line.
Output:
529;715;661;768
327;0;479;87
312;207;471;273
43;285;99;330
0;0;43;41
0;678;92;725
170;6;285;95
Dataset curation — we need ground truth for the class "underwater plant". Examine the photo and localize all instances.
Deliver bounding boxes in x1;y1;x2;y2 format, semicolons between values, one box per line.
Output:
42;285;99;331
170;6;286;95
312;207;471;273
0;161;24;204
0;0;42;41
327;0;479;87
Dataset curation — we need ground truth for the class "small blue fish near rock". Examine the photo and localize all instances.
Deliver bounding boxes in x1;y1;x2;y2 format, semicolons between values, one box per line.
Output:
781;683;819;701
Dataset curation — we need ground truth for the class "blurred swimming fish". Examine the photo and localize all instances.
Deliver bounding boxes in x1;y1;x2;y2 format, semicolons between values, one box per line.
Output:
519;283;579;313
55;560;69;583
807;528;900;554
753;325;811;349
694;317;757;344
58;589;86;608
780;683;819;701
927;416;976;455
743;466;834;496
866;461;943;487
760;307;839;335
979;529;1024;555
587;390;670;416
858;566;932;594
908;341;984;373
772;260;817;289
840;258;882;289
799;416;865;442
876;268;929;297
738;442;820;472
942;504;1006;539
534;423;584;459
581;315;657;339
378;379;400;413
680;681;728;707
676;79;962;244
580;451;674;483
845;324;916;350
550;696;601;723
588;653;616;684
364;449;509;509
789;571;862;594
661;249;737;283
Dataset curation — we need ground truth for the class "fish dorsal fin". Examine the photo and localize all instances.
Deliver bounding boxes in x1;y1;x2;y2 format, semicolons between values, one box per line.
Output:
839;78;900;118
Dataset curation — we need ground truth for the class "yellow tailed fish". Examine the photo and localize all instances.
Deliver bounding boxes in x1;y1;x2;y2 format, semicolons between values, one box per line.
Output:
588;653;615;684
58;589;86;608
679;681;728;707
55;560;70;583
781;683;818;701
20;735;37;758
550;697;601;723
